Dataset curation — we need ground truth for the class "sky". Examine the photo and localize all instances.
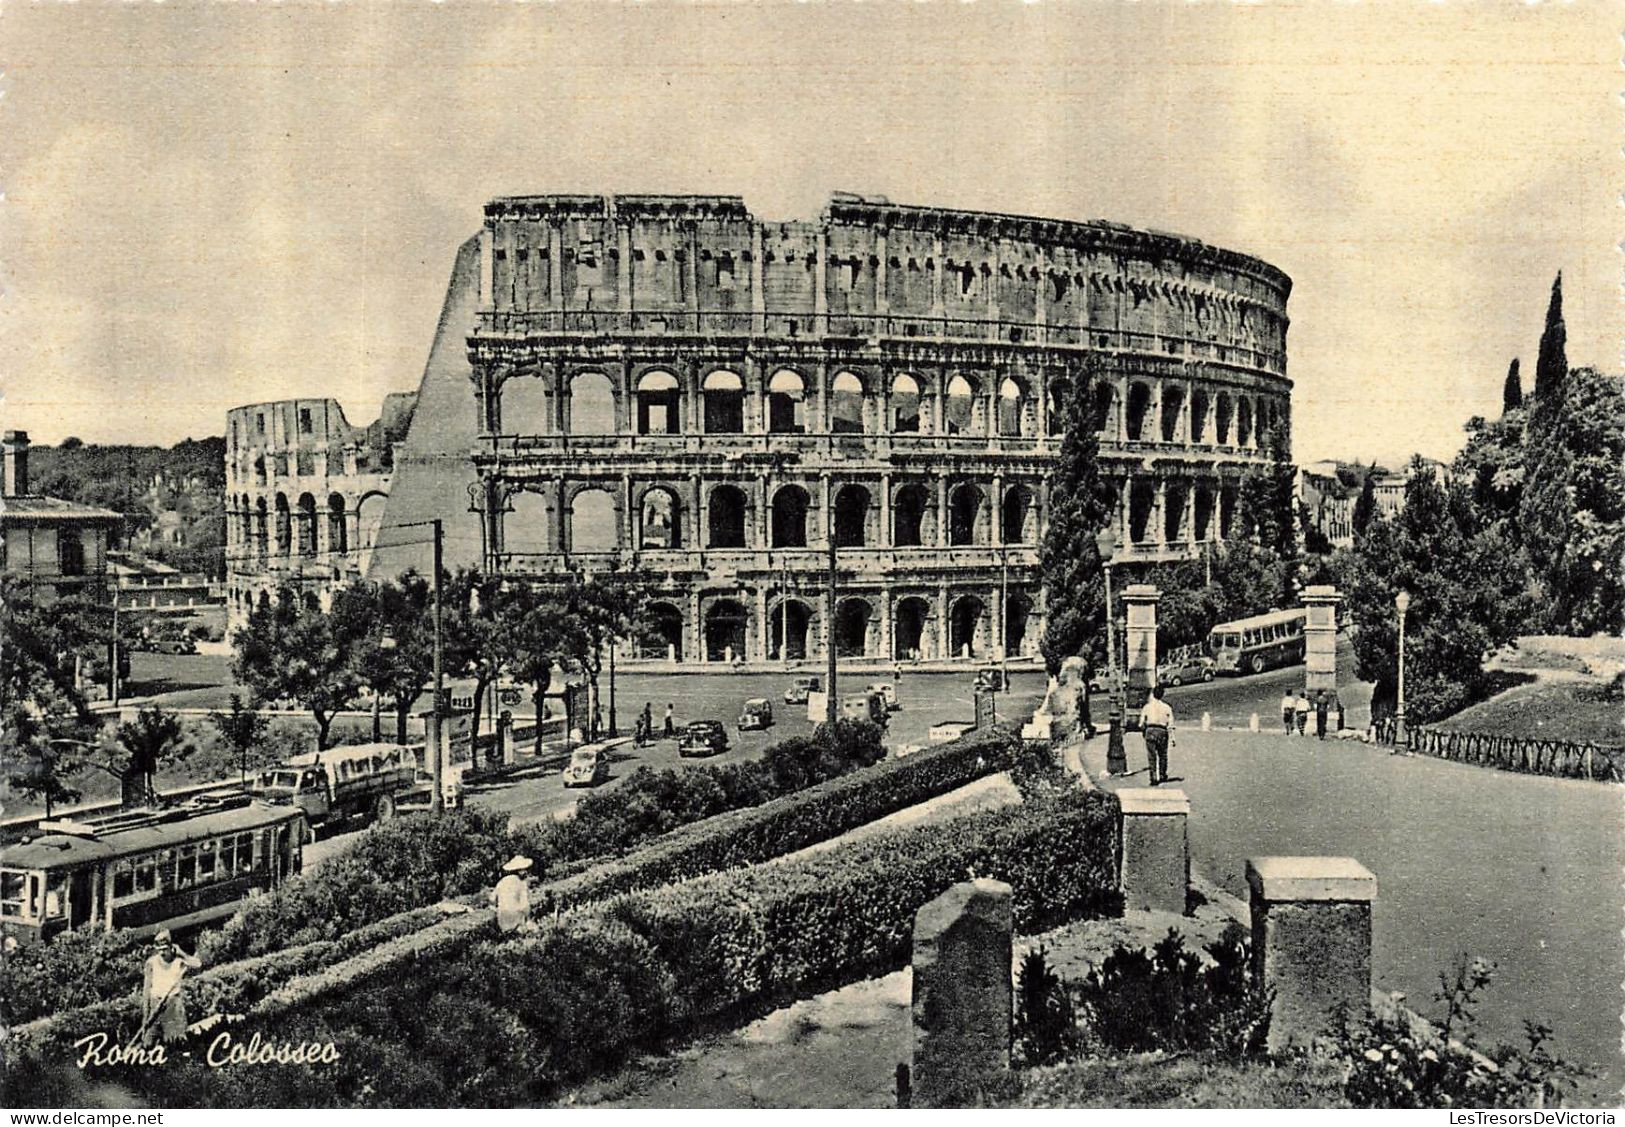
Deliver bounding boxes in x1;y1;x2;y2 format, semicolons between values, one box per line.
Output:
0;1;1617;468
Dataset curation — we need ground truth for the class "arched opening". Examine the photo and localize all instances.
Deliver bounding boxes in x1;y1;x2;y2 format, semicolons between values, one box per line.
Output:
770;598;814;660
1215;393;1234;445
506;490;550;557
1001;485;1034;544
891;374;921;433
254;497;269;558
834;598;871;657
1194;485;1215;542
893;484;930;547
503;377;550;436
568;371;616;435
639;488;681;550
274;494;292;555
1236;398;1254;447
703;370;745;434
949;595;986;659
894;596;932;660
771;485;809;548
1047;380;1069;436
997;378;1026;437
568;488;618;553
704;599;749;662
767;369;806;434
707;484;748;548
1092;382;1114;435
639;602;684;661
636;370;681;435
830;371;867;433
1160;385;1186;443
944;374;978;435
1126;382;1152;441
948;483;984;546
1004;594;1032;658
833;484;870;547
1164;482;1189;543
327;494;348;556
1190;388;1210;443
1129;479;1156;544
1219;486;1238;540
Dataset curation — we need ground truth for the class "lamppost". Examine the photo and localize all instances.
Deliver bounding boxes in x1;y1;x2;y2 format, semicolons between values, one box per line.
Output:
1393;589;1411;750
1094;528;1127;775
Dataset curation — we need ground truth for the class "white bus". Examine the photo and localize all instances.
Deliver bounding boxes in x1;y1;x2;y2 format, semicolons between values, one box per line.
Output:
1207;608;1307;676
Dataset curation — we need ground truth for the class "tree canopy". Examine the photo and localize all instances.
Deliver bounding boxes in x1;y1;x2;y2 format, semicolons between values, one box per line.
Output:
1038;361;1114;675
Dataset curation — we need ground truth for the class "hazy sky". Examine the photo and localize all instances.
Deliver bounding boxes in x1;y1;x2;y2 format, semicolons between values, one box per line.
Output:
1;2;1616;467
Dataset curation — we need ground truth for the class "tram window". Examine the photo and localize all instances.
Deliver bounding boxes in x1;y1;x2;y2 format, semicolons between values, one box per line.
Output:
113;860;134;899
237;833;256;871
44;876;68;918
197;840;217;882
1;871;29;918
134;856;158;893
302;770;322;790
177;845;198;889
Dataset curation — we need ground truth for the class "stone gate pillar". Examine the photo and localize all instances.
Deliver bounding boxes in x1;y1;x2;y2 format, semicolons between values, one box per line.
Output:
1123;584;1161;720
910;878;1012;1107
1302;585;1341;698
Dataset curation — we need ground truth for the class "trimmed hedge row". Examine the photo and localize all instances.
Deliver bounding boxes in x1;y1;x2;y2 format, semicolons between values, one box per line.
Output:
29;786;1120;1107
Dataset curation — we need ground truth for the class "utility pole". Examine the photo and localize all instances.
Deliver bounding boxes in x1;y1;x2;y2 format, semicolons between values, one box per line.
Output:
430;518;444;813
109;578;121;706
826;534;838;726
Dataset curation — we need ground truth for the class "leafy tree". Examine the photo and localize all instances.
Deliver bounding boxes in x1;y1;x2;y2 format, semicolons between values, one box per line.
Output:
558;570;654;738
1531;273;1567;401
331;574;435;743
1352;470;1378;539
1038;360;1115;675
441;568;518;763
232;585;363;750
1501;358;1523;412
208;692;272;786
1344;459;1530;723
108;707;189;807
501;584;580;756
1;581;101;816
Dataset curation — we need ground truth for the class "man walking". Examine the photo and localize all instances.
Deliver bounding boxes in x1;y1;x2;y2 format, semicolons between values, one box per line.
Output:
1314;690;1330;740
663;702;676;738
1140;686;1174;785
1294;690;1311;736
1280;690;1295;735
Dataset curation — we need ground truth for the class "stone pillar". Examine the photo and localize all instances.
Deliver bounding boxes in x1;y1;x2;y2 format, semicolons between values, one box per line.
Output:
688;588;703;663
930;235;944;319
1247;857;1377;1052
1153;480;1168;547
754;586;768;661
936;476;949;548
1117;788;1190;914
875;230;889;315
616;224;632;313
910;879;1012;1108
478;227;494;309
991;474;1004;545
880;472;893;546
750;223;766;334
547;223;564;311
814;228;828;331
1151;379;1165;443
1302;585;1341;697
936;584;950;659
1123;584;1161;717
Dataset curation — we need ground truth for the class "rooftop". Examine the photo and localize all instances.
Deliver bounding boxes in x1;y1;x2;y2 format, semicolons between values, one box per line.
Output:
1;495;124;522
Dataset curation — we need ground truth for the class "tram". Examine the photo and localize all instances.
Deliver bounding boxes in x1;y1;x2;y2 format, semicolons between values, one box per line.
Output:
0;795;308;947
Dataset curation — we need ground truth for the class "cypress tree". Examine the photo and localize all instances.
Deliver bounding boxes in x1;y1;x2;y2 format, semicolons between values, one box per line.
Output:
1533;273;1567;400
1038;358;1115;675
1352;470;1378;537
1501;358;1522;412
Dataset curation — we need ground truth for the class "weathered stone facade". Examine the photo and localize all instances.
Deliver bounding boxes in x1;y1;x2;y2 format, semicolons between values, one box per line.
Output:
459;193;1293;668
223;394;417;626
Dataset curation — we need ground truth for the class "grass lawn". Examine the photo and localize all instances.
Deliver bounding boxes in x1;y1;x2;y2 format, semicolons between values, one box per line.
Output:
1435;676;1624;745
995;1052;1347;1109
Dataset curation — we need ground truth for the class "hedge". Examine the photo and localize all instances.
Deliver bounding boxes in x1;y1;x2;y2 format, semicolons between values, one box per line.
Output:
16;786;1119;1107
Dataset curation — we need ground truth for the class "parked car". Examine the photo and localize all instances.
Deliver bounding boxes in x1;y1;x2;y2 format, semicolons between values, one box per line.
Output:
1158;652;1217;686
866;682;900;711
562;746;609;788
678;719;730;757
783;675;822;704
841;692;888;727
1087;669;1112;693
737;698;775;731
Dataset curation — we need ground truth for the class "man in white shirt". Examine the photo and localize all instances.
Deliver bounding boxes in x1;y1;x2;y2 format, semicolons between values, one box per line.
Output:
492;855;533;934
1140;686;1175;785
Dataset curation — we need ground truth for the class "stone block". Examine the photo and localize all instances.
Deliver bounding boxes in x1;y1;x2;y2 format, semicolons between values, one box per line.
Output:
1117;788;1190;914
1247;856;1376;1052
911;878;1013;1107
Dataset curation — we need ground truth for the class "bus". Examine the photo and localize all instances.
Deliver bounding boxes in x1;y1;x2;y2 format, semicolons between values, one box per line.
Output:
1207;608;1308;676
0;796;307;948
251;743;423;830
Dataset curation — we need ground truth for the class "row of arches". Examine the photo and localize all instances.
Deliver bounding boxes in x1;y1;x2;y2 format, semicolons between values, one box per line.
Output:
636;592;1035;664
226;491;387;562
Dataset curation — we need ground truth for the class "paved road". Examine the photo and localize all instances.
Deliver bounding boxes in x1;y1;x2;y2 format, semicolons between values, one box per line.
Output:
1081;730;1622;1100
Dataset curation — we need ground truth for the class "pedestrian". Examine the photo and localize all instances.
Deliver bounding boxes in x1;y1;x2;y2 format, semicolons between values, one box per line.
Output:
592;702;603;740
141;929;201;1047
1139;686;1174;785
1280;690;1295;735
640;702;653;746
492;855;533;934
1078;679;1097;740
1314;690;1329;740
663;702;675;738
1294;690;1310;736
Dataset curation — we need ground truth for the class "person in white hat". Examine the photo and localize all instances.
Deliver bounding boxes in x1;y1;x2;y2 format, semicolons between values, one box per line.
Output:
492;856;533;933
141;928;201;1046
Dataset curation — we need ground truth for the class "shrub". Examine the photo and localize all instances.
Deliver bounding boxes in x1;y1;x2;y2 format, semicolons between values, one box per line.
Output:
1014;947;1080;1066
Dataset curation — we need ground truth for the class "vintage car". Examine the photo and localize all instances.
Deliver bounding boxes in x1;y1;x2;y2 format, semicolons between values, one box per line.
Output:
1158;652;1217;686
677;719;730;757
865;682;900;711
840;692;889;727
737;698;775;731
783;675;822;705
561;746;609;788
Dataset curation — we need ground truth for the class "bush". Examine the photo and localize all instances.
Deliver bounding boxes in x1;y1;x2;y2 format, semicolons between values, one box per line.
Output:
1014;947;1080;1066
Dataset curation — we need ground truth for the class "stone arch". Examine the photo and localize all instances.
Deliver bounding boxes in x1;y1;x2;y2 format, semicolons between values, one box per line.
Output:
893;595;934;660
891;373;922;433
1219;484;1238;539
949;594;987;659
769;597;816;660
944;373;981;436
948;482;986;546
327;493;348;556
1001;483;1035;544
1215;392;1234;445
767;368;807;434
703;369;745;434
253;496;269;557
1004;592;1033;658
568;371;616;435
834;596;873;657
830;370;867;433
503;375;551;436
771;484;810;548
997;377;1029;437
638;485;682;549
833;483;871;547
1190;388;1210;444
274;493;292;555
1237;398;1254;447
893;483;932;547
567;487;618;553
1126;382;1153;442
636;370;682;435
1092;381;1115;435
1194;483;1216;542
1129;479;1156;544
1164;481;1189;543
640;601;684;661
703;598;749;662
1047;379;1069;436
707;483;748;548
1160;384;1186;443
506;488;550;557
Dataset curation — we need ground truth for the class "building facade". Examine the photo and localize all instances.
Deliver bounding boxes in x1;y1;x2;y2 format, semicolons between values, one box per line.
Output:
1298;460;1354;549
462;193;1293;667
1;431;123;602
223;394;417;625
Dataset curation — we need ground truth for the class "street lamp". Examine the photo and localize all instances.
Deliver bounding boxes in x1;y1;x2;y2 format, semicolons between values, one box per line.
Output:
1393;589;1411;750
1094;528;1127;775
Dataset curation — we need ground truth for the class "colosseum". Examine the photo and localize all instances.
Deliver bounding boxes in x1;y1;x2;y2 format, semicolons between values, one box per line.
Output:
450;192;1291;668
